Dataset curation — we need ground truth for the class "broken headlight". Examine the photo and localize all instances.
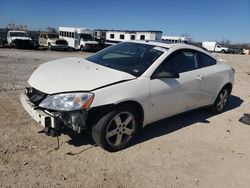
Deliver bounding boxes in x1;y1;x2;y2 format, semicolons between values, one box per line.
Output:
39;92;94;111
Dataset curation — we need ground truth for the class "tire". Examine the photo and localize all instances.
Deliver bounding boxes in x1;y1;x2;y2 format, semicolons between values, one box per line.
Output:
80;45;84;52
91;105;140;152
211;87;230;114
48;43;52;50
221;50;225;53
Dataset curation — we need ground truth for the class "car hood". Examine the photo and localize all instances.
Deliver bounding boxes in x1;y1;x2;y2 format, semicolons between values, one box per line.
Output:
11;36;31;41
48;38;65;42
83;40;98;44
28;57;135;94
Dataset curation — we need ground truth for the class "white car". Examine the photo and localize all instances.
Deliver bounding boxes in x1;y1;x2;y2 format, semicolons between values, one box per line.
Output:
20;41;235;151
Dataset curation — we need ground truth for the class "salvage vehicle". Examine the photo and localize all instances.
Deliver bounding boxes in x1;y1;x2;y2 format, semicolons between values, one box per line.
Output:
39;32;68;50
20;41;235;152
7;30;32;49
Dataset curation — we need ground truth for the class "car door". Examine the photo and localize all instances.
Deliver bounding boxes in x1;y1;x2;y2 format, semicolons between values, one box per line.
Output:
149;49;205;122
39;33;45;46
196;51;220;106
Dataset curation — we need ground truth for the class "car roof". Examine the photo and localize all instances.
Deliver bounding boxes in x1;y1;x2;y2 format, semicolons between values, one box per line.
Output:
128;40;212;55
129;40;179;49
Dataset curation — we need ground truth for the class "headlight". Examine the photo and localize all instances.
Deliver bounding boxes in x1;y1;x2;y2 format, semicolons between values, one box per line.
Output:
39;92;94;111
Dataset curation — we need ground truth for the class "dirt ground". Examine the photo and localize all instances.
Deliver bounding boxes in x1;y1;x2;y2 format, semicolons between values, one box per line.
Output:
0;48;250;188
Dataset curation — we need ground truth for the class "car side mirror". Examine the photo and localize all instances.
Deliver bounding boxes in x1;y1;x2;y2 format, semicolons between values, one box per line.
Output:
152;70;180;79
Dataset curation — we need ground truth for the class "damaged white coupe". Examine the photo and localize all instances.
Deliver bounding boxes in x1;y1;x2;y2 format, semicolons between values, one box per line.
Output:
20;41;235;151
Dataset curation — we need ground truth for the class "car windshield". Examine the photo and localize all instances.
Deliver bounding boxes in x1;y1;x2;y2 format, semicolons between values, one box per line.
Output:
47;33;59;38
86;42;165;77
80;34;95;41
10;32;28;37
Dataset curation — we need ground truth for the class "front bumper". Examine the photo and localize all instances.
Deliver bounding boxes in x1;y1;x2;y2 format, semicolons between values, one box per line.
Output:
20;93;87;133
20;93;56;128
12;39;32;49
51;44;68;49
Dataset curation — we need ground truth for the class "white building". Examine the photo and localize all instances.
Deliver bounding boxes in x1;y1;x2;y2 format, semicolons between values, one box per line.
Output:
95;30;162;43
161;35;190;43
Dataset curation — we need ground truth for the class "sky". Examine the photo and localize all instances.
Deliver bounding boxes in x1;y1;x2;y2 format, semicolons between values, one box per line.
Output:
0;0;249;43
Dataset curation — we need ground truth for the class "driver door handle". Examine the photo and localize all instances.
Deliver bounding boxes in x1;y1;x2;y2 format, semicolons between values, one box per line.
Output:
196;75;203;81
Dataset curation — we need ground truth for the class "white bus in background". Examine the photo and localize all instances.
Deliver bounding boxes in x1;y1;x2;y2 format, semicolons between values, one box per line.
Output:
161;36;190;44
59;27;99;51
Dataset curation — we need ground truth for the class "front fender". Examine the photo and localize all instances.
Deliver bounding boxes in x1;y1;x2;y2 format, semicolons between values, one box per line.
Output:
91;78;151;125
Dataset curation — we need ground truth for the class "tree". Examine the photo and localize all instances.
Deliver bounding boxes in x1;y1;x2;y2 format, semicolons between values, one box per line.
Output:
181;33;193;42
220;39;231;47
46;26;57;33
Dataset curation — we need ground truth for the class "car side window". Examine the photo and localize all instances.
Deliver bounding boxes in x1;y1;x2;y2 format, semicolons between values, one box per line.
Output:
161;50;199;73
198;52;217;68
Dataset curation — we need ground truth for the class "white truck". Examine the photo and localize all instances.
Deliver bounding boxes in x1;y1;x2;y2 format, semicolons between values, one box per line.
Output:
7;30;32;48
59;27;99;51
202;41;228;53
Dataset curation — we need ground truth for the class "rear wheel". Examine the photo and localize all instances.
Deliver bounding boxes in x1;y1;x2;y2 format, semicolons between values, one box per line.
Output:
212;87;230;113
91;105;139;152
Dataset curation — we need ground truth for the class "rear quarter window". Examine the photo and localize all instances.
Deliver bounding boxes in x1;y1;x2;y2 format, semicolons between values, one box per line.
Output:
198;52;217;68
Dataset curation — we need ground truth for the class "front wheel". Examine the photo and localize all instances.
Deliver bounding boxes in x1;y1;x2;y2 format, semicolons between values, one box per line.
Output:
48;43;52;50
211;87;230;113
91;105;139;152
80;45;85;52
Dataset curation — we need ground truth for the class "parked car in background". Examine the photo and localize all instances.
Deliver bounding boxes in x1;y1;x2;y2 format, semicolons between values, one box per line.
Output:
7;30;32;49
27;31;41;49
228;47;244;54
39;32;68;50
20;41;234;152
202;41;229;53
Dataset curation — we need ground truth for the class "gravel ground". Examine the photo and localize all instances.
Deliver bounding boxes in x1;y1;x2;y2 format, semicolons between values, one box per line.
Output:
0;48;250;188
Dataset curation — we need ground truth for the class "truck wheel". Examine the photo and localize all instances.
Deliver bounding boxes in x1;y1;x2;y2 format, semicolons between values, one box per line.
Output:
92;105;139;152
211;87;230;114
48;43;52;50
80;45;84;51
221;50;225;53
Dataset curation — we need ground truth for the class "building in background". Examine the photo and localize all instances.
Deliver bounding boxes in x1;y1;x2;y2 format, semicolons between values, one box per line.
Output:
161;35;190;43
95;29;162;44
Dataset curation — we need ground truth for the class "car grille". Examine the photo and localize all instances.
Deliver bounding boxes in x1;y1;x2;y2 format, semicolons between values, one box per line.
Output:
26;87;47;106
88;44;98;47
13;39;31;47
55;40;67;45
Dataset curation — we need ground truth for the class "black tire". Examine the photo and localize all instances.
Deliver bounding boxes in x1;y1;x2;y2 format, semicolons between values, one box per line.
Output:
211;87;230;114
221;50;225;53
91;105;140;152
48;43;52;50
80;45;84;52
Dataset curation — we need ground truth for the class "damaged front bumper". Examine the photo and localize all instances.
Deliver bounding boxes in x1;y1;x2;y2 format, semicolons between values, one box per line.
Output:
20;93;88;134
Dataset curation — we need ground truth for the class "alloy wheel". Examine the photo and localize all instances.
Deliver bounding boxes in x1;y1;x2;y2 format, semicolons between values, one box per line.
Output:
106;112;136;147
216;89;228;111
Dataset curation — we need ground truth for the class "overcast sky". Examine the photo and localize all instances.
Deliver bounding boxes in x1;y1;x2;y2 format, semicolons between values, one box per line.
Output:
0;0;249;43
